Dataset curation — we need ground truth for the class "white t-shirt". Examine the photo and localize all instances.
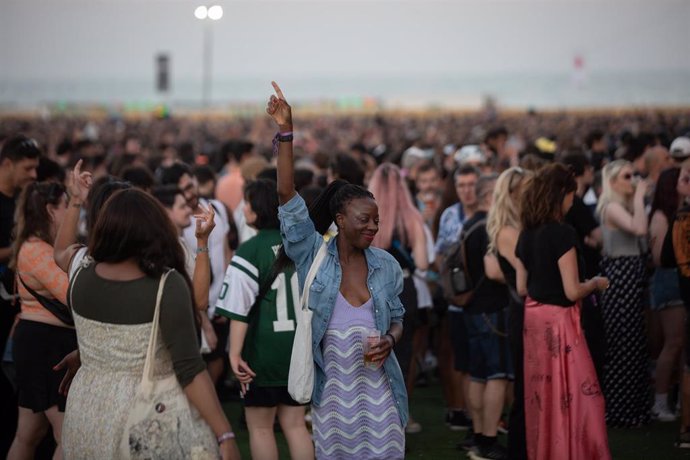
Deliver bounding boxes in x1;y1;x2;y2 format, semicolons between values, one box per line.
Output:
182;198;230;317
413;224;436;309
233;199;257;245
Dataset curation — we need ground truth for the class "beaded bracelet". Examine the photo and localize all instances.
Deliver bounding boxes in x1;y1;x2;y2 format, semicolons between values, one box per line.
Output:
217;431;236;444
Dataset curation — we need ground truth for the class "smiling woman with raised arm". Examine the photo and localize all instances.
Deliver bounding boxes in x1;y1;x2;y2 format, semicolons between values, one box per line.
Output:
269;82;407;459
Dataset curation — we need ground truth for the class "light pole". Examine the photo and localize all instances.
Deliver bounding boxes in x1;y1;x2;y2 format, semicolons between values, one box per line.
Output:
194;5;223;108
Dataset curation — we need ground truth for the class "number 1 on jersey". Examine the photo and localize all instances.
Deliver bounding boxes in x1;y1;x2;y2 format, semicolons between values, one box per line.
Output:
272;272;299;332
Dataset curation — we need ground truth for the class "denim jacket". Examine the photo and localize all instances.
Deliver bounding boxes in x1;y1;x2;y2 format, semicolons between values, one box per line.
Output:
278;193;409;426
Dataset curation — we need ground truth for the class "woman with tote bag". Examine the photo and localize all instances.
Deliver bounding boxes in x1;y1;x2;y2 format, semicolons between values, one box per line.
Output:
269;82;407;460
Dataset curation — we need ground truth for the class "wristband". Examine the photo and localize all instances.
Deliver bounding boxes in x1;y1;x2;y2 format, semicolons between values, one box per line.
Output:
196;246;209;254
217;431;235;444
272;131;294;157
385;333;396;347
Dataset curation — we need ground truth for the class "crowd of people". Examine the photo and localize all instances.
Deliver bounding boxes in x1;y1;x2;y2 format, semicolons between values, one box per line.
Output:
1;89;690;460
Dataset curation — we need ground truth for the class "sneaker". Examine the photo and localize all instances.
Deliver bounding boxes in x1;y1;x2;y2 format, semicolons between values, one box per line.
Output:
456;430;476;451
496;417;509;434
675;431;690;449
405;417;422;434
475;440;508;460
447;410;473;431
652;403;677;422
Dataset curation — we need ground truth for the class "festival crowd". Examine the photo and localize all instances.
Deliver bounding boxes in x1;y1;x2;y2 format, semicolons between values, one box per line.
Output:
1;88;690;460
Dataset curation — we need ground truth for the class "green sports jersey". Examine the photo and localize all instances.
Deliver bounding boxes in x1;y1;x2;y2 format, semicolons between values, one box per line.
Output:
215;229;298;386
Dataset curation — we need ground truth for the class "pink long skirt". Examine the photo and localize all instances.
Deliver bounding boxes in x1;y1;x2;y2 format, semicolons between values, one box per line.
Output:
523;297;611;460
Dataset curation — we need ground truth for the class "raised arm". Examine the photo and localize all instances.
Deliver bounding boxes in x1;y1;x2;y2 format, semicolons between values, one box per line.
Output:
192;203;215;310
54;160;92;272
604;180;648;236
266;81;296;204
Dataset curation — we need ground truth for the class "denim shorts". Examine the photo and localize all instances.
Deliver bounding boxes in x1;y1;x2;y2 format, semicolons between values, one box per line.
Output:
650;268;684;311
465;310;514;382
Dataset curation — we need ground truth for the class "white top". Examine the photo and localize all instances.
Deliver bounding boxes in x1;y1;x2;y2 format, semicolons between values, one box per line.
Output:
182;198;229;316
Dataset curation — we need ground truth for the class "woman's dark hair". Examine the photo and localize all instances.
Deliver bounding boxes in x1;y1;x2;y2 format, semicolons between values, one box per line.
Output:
89;189;191;285
158;162;192;186
330;153;364;186
151;185;184;209
86;176;132;236
294;168;315;192
10;182;66;270
193;165;216;185
244;179;280;230
300;185;324;209
650;167;680;223
256;167;278;183
561;151;589;178
520;163;577;230
273;180;374;272
432;167;459;239
37;157;66;183
121;165;155;191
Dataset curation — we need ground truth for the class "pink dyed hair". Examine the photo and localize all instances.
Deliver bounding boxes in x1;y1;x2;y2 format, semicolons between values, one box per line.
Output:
368;162;425;250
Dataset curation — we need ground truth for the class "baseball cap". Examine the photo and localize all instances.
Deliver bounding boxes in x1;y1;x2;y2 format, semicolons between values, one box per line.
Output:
670;136;690;160
454;145;486;165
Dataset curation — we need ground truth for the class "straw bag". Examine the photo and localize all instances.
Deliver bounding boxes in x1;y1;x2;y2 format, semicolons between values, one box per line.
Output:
288;242;328;404
119;270;218;459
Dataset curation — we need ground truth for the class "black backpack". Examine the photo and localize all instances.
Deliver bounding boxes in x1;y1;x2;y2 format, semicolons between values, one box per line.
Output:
439;219;486;307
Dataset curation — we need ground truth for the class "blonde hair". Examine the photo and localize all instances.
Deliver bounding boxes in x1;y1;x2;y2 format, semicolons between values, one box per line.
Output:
486;167;531;252
596;159;632;219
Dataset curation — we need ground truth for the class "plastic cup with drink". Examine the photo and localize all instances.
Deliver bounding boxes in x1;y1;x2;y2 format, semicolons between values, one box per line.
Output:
362;328;381;369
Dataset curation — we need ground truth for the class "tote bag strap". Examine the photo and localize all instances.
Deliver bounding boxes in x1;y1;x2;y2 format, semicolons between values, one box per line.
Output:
68;254;92;310
142;270;173;384
301;242;328;312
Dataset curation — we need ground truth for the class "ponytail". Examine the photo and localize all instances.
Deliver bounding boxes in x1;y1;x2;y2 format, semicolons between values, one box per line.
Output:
273;180;373;272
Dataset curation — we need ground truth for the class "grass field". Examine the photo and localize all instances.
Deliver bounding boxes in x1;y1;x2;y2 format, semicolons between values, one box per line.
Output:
222;382;689;459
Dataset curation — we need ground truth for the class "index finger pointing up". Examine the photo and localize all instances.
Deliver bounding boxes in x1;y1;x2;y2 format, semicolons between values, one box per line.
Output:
271;81;286;100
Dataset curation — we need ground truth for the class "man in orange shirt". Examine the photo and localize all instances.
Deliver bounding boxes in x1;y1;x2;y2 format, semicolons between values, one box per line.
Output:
215;140;254;213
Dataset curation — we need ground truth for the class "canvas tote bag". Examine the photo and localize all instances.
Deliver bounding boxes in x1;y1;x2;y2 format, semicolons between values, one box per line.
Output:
119;270;218;459
288;241;328;404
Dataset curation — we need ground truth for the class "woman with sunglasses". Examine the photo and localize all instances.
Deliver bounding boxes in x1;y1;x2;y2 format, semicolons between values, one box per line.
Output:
7;182;75;460
596;159;651;427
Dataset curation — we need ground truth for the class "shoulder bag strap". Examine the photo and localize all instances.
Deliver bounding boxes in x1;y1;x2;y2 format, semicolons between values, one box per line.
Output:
301;242;328;312
462;219;488;287
248;265;280;317
142;270;173;384
18;274;73;326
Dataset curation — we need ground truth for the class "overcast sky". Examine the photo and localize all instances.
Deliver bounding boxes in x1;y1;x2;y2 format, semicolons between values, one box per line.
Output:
2;0;688;83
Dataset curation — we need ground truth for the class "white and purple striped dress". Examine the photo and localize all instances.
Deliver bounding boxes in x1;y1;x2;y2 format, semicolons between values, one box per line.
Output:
312;292;405;460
